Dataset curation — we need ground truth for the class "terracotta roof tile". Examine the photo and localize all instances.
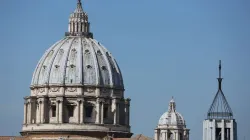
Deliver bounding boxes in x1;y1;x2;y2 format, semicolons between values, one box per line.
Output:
0;136;30;140
112;139;131;140
112;134;153;140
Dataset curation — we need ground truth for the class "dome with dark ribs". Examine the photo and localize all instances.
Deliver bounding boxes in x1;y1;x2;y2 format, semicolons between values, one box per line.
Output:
31;1;123;90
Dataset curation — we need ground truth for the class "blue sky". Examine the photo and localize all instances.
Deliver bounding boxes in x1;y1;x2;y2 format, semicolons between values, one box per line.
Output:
0;0;250;140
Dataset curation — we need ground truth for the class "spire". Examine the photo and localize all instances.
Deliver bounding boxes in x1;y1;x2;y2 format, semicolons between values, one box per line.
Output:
65;0;93;38
207;60;233;120
218;60;223;90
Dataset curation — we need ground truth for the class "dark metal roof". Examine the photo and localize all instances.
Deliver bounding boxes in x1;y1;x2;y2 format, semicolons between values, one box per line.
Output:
207;60;233;120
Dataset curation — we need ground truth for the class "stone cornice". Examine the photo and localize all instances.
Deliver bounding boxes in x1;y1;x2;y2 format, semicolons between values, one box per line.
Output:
22;123;131;132
37;95;48;98
30;85;125;91
24;96;37;100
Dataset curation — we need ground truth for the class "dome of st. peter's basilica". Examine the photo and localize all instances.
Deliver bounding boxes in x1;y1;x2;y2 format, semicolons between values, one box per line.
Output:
21;1;132;139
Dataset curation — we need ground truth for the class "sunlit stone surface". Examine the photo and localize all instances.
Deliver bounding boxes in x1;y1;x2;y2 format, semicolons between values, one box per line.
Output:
21;1;132;139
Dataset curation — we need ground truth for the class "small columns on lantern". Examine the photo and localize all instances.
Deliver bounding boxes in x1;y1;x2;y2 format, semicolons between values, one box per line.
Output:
65;0;93;38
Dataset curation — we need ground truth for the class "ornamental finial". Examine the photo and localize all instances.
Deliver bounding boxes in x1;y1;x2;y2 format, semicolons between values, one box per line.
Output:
168;97;176;112
75;0;83;13
77;0;82;7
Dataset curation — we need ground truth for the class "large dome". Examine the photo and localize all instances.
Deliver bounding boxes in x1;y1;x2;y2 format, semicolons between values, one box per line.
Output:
158;98;185;126
31;37;123;89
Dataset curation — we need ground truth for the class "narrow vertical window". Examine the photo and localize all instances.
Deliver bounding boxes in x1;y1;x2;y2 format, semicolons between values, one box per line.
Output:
85;106;93;118
104;105;109;119
51;105;56;117
67;105;75;117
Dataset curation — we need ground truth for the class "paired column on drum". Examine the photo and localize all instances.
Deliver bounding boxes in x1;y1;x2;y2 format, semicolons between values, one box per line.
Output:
77;97;85;123
95;97;105;124
56;97;64;123
95;98;101;124
101;100;104;124
125;98;131;126
161;130;169;140
26;98;34;124
24;97;43;124
166;130;169;140
175;131;179;140
154;129;159;140
23;100;28;124
39;97;46;123
36;98;45;124
36;100;41;123
112;98;120;125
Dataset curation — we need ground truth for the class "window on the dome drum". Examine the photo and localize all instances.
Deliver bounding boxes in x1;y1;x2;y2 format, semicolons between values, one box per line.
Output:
104;105;109;119
67;105;74;117
51;105;56;117
85;105;93;118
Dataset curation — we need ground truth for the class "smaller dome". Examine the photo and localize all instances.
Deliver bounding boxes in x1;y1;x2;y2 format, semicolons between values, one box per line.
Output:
158;97;185;126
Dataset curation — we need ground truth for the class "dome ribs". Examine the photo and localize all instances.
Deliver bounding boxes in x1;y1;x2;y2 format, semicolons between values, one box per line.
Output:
80;37;84;84
31;39;65;86
37;38;69;86
30;1;124;90
113;58;124;88
84;38;99;85
91;39;114;87
100;43;124;88
90;40;105;86
65;38;81;85
49;37;75;85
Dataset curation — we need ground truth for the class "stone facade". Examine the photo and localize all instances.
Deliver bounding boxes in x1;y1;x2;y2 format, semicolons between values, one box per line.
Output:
21;93;131;138
20;0;132;139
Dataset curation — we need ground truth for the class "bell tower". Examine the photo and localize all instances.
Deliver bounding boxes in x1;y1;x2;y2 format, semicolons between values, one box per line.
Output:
203;61;237;140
